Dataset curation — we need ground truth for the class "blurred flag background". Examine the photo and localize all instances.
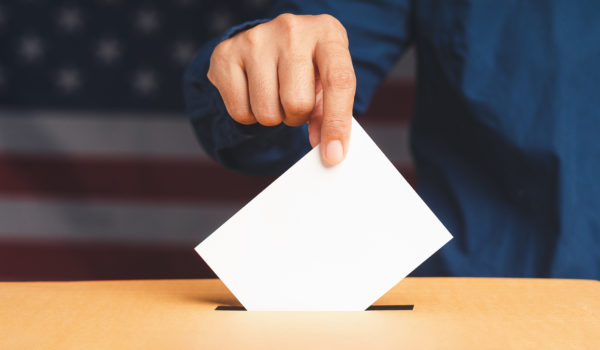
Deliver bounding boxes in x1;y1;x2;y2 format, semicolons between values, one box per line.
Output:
0;0;415;280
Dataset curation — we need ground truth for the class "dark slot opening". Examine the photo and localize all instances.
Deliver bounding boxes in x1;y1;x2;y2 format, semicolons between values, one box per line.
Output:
366;304;414;311
215;306;246;311
215;305;414;311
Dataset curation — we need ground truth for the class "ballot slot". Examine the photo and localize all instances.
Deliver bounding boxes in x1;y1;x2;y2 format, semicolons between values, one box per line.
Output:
366;305;414;311
215;305;414;311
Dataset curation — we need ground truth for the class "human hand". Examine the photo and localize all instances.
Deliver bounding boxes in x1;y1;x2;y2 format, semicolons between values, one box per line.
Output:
207;14;356;166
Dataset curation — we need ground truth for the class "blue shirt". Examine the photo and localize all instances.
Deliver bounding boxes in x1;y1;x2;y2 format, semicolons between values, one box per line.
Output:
184;0;600;279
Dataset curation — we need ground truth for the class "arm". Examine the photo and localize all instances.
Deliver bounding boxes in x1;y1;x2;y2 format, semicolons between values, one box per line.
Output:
183;0;413;176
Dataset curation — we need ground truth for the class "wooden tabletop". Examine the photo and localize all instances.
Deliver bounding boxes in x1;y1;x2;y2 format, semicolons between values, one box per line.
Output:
0;278;598;349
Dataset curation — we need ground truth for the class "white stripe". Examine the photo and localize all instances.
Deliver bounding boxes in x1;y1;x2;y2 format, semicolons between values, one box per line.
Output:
0;109;412;165
0;109;209;158
389;47;416;79
0;197;239;244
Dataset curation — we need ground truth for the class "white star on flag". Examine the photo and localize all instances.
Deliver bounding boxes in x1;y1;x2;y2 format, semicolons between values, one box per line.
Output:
132;69;158;95
56;68;82;93
134;9;160;34
18;35;44;63
96;39;121;65
210;10;234;34
57;7;84;33
172;41;196;66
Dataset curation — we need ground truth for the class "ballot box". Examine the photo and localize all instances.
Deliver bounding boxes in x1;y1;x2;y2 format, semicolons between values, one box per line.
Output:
0;278;598;349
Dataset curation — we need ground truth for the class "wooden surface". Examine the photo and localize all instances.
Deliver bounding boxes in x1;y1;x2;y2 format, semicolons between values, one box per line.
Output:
0;278;598;349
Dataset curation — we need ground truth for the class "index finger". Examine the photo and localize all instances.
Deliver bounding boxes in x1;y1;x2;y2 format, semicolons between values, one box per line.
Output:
314;40;356;166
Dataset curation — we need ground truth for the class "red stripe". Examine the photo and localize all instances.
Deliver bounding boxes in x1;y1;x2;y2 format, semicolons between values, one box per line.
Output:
361;80;415;124
0;153;416;203
0;238;215;281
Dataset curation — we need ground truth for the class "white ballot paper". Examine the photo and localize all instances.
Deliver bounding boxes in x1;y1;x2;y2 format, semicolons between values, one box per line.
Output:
196;117;452;311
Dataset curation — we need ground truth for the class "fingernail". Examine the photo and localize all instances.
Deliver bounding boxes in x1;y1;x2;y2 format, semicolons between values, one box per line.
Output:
325;140;344;165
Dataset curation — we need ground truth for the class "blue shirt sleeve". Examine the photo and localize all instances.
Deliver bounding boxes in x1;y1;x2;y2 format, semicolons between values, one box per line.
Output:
183;0;412;176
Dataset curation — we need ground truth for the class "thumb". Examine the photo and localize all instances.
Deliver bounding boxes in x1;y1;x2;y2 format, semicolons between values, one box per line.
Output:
314;42;355;166
320;111;352;166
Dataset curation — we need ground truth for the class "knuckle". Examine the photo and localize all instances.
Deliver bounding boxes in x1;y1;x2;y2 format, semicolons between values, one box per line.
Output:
318;14;347;40
323;117;350;137
275;13;297;30
207;60;232;89
228;107;254;124
211;40;231;62
206;64;227;90
317;14;338;26
274;13;301;43
254;106;283;126
283;118;306;127
258;117;282;126
209;44;234;82
206;70;216;86
241;26;263;48
319;14;349;47
282;98;314;118
325;67;356;90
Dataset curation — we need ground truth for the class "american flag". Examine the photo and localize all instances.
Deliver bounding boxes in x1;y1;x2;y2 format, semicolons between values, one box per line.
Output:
0;0;416;280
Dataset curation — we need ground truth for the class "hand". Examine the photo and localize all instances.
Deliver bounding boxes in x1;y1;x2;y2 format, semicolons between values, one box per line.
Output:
207;14;356;166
